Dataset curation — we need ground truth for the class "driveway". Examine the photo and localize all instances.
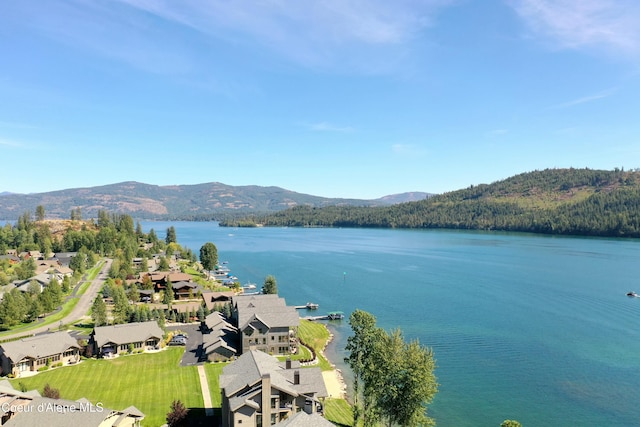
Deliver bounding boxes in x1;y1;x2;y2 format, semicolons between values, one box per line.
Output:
167;324;204;366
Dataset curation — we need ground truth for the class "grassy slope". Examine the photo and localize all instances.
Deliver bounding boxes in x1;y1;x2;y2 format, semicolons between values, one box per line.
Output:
298;319;332;371
10;348;202;427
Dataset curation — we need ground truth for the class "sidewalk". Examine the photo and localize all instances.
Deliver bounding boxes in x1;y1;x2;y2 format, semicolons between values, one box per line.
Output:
197;365;214;417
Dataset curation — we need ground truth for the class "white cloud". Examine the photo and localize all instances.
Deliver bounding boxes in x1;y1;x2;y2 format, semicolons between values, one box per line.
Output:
0;138;23;147
509;0;640;57
552;88;616;108
308;122;354;132
115;0;454;71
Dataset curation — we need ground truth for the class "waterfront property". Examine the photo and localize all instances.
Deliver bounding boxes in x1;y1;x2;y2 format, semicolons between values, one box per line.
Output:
91;321;163;357
0;380;144;426
0;331;81;377
233;294;300;355
219;350;328;427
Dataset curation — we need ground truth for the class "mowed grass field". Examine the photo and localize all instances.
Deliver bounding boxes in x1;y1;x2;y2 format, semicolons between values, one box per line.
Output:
10;348;203;427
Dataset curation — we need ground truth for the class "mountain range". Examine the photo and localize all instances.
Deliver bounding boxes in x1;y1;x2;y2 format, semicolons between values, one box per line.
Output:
0;182;431;221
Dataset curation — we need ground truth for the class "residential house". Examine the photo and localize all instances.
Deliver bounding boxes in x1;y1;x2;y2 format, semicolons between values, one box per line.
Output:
219;350;328;427
13;271;68;294
0;380;144;426
202;312;237;362
51;252;77;268
233;295;300;355
201;291;235;311
171;281;200;299
0;255;19;265
91;321;163;357
0;331;81;377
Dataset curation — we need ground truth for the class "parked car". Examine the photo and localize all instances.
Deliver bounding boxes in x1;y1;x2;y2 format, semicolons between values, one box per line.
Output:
169;336;187;346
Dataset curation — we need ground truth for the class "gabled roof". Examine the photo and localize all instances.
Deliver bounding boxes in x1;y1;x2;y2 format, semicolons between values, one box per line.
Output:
204;312;236;332
274;411;336;427
93;321;163;347
220;350;327;401
0;331;79;363
2;396;145;427
234;295;300;331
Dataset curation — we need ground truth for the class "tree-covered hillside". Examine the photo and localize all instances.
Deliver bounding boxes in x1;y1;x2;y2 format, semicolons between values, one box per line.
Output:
224;168;640;237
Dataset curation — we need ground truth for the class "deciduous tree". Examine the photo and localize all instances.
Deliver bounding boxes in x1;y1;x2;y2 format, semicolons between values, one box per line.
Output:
166;399;188;427
199;242;218;277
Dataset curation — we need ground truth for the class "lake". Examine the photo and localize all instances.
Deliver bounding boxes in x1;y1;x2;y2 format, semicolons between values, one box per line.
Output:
143;221;640;427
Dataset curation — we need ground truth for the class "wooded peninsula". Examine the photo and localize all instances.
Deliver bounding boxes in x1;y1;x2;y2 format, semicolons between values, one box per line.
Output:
222;168;640;238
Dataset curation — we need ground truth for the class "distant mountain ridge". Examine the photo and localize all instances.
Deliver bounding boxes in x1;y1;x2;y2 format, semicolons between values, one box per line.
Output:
0;181;429;220
236;168;640;238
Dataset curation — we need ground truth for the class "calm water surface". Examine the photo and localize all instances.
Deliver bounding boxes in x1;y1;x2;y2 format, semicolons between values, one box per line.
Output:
144;222;640;427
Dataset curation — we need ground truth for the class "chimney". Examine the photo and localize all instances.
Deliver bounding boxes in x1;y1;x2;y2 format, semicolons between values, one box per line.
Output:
261;374;271;422
286;358;292;370
294;370;300;385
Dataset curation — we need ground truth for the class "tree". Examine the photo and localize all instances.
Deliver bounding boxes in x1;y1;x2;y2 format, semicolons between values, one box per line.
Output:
164;282;174;307
263;275;278;294
91;296;107;327
501;421;522;427
36;205;45;221
345;309;438;427
158;256;170;271
345;309;384;426
42;384;60;399
165;226;177;244
166;399;189;427
199;242;218;277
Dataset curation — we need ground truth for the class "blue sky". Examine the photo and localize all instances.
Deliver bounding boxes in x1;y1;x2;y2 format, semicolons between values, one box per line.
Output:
2;0;640;199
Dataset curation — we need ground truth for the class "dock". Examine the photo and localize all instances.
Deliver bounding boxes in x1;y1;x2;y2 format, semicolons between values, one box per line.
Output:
302;311;345;321
295;302;319;310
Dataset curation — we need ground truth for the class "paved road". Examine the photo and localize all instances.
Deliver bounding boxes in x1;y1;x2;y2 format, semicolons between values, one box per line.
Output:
0;259;112;340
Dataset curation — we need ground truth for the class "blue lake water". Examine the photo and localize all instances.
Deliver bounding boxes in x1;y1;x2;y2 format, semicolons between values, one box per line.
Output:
143;222;640;427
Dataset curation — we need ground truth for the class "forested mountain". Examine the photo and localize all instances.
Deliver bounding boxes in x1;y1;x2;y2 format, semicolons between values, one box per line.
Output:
224;168;640;238
0;181;414;221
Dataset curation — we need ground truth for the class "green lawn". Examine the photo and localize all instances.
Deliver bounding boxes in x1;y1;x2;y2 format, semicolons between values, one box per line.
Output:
10;348;202;427
298;319;333;371
325;398;354;426
203;363;224;407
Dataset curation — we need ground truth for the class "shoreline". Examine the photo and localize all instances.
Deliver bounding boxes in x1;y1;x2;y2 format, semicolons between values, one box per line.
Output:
320;328;348;400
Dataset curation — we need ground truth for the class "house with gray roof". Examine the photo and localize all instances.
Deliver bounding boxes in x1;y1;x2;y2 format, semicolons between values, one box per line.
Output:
202;312;237;362
91;321;163;357
0;381;144;426
0;331;80;377
233;295;300;355
220;350;328;427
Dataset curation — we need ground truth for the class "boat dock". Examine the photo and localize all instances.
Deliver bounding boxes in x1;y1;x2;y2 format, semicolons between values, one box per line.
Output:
295;302;319;310
303;311;345;321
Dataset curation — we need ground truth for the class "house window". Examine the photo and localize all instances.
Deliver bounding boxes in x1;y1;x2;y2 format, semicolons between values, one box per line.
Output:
120;344;128;351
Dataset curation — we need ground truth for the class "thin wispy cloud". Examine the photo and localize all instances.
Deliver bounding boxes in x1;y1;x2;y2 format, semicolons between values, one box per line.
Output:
308;122;354;133
552;88;616;108
509;0;640;57
391;143;428;156
116;0;454;71
0;138;23;148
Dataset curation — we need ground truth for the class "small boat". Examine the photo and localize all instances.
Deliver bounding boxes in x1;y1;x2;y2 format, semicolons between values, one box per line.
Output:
626;291;638;297
242;282;257;290
305;302;319;310
327;311;345;320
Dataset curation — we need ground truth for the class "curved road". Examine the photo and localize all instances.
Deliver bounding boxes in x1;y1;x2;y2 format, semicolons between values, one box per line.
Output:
0;259;112;340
